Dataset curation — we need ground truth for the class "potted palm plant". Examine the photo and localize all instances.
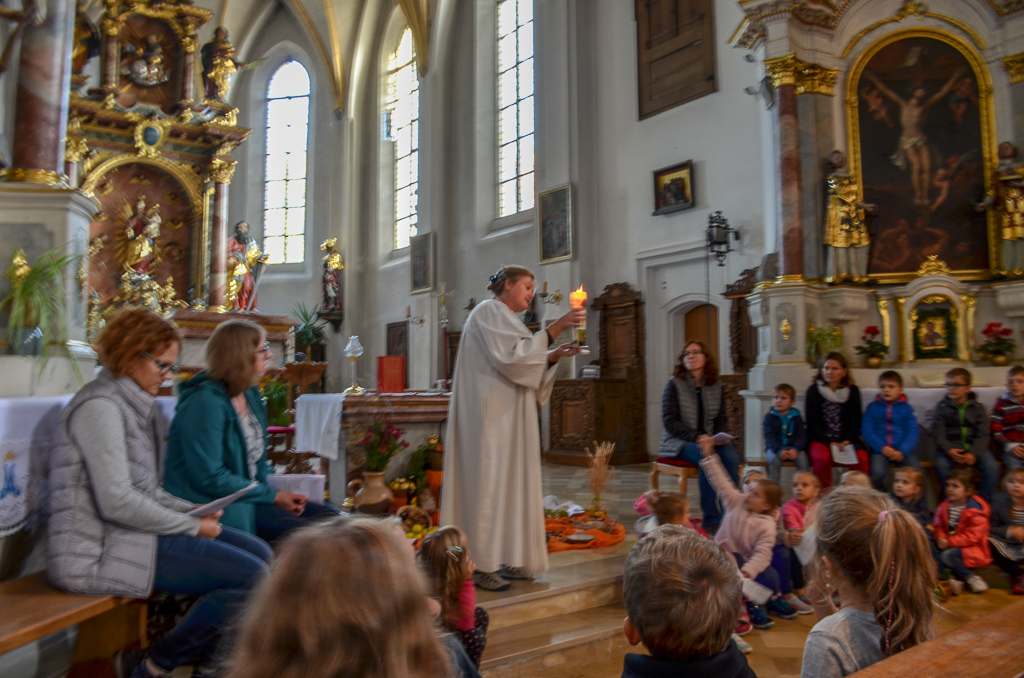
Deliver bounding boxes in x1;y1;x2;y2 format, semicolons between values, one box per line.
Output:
292;302;326;362
1;247;81;365
806;324;843;365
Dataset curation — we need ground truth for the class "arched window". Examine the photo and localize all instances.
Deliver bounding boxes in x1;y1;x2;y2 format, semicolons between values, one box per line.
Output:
264;60;310;264
385;28;419;250
496;0;533;217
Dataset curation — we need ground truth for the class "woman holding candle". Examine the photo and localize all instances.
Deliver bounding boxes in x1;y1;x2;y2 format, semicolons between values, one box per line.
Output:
441;265;585;590
659;339;740;533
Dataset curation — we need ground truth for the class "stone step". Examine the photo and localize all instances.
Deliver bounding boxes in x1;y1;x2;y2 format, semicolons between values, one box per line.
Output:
479;602;628;677
477;554;626;631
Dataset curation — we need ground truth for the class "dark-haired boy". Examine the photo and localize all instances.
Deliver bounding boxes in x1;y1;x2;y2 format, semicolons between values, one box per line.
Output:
991;365;1024;472
763;383;809;484
933;367;1000;501
621;525;756;678
862;370;920;491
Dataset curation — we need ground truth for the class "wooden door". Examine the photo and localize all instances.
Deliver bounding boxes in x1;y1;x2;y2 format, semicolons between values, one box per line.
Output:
635;0;716;119
684;304;718;367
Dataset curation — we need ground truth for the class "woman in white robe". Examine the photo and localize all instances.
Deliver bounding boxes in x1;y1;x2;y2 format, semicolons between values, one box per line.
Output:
441;265;584;590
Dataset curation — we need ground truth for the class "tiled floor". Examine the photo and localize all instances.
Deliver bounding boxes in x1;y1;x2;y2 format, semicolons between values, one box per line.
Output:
534;462;1020;678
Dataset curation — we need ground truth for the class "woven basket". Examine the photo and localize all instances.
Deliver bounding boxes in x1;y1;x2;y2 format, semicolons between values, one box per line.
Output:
397;505;432;532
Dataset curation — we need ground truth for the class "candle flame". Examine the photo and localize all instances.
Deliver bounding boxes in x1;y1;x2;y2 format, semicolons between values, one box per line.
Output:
574;285;585;294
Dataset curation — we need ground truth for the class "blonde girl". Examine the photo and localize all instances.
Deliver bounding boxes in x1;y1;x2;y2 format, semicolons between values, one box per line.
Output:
801;487;935;677
635;491;709;538
418;526;489;667
225;518;451;678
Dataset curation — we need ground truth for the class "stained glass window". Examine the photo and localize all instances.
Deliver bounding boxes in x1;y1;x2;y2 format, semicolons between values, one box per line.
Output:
385;29;419;249
497;0;534;217
264;60;309;264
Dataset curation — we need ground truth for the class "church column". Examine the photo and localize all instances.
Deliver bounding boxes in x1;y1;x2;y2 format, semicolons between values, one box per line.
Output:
181;36;197;103
5;0;74;185
208;158;236;311
101;16;118;92
765;54;804;280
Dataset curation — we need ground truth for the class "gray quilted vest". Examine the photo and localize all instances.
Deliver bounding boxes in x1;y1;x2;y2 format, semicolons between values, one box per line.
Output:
46;370;164;597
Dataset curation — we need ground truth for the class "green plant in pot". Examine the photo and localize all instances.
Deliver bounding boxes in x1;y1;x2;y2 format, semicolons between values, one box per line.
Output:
260;377;289;427
1;247;82;371
292;302;326;360
806;324;843;365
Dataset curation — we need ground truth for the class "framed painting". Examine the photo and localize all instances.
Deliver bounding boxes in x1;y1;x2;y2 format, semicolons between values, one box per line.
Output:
846;29;997;282
539;184;572;264
410;232;433;294
652;160;694;215
910;296;957;361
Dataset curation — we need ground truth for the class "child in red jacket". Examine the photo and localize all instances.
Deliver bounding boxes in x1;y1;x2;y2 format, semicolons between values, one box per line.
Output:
933;469;992;594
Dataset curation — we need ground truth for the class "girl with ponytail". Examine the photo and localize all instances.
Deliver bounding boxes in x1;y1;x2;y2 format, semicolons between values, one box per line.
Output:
801;487;935;677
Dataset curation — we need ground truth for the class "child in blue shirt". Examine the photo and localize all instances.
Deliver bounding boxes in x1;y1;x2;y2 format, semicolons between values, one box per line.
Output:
762;384;809;483
862;370;921;491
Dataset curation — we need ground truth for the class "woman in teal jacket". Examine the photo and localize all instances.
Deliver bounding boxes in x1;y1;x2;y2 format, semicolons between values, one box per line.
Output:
164;319;335;542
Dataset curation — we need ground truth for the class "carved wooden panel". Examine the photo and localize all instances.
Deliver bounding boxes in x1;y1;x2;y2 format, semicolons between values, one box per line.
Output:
607;318;634;363
720;373;747;460
635;0;717;119
549;380;597;451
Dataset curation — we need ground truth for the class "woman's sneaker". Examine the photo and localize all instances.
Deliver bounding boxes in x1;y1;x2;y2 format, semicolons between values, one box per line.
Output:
732;634;753;654
473;570;511;591
784;594;813;615
965;574;989;594
766;595;798;620
745;601;774;629
499;565;531;580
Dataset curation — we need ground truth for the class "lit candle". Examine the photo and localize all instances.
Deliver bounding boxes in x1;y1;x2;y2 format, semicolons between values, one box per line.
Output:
570;285;588;351
542;281;548;295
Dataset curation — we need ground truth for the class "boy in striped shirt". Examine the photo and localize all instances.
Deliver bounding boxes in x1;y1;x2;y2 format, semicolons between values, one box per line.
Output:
992;365;1024;471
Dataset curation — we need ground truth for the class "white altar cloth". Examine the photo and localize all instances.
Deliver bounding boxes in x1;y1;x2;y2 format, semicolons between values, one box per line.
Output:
294;393;346;460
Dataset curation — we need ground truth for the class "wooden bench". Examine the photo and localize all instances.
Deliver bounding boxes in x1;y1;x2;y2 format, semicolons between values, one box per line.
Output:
0;572;147;677
849;598;1024;677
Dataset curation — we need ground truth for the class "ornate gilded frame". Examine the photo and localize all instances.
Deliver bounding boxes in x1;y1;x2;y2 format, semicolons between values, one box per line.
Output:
845;27;998;284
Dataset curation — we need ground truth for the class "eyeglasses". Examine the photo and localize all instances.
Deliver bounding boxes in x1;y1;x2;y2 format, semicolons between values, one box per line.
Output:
944;382;969;388
142;352;179;376
255;341;272;356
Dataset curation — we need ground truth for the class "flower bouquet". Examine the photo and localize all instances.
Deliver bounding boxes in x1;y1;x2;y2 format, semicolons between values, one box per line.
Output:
358;419;409;472
980;322;1015;365
854;325;887;367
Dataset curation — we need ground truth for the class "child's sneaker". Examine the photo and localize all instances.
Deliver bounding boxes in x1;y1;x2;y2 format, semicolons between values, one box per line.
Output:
784;594;813;615
732;633;753;654
735;606;752;635
745;601;775;629
766;595;798;620
965;574;989;594
1013;576;1024;596
949;578;964;596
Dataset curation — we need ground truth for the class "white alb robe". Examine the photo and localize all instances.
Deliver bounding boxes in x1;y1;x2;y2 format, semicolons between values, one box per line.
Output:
441;299;557;574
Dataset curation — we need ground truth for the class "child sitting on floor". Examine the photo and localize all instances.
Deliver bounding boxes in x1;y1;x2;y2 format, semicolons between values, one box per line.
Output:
621;525;756;678
890;467;932;529
840;470;872;488
934;469;992;594
418;526;489;668
862;371;921;491
699;441;797;629
801;488;935;677
989;468;1024;595
763;383;809;483
635;491;708;538
991;365;1024;472
778;471;820;614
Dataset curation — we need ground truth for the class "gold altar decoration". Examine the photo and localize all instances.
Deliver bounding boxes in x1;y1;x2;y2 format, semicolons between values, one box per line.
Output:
208;157;236;184
840;2;986;59
127;112;175;158
763;53;839;96
877;299;891;354
916;256;953;277
779;317;792;341
846;28;998;283
1003;52;1024;85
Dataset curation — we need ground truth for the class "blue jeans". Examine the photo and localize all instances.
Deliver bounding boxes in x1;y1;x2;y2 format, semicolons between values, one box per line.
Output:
934;448;1000;501
255;501;341;544
666;441;740;529
869;452;921;491
770;545;793;595
734;552;781;595
939;547;974;581
766;449;809;483
149;527;272;670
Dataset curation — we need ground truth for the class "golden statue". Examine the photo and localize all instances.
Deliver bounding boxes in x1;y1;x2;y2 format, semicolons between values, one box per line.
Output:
123;197;161;274
5;249;31;287
321;238;343;312
226;221;268;310
201;27;246;102
977;142;1024;276
824;150;876;283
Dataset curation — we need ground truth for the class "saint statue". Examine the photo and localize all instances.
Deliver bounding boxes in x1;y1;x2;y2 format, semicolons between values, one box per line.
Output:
227;221;268;311
320;238;343;312
124;197;161;275
71;1;100;75
121;34;169;87
823;150;875;283
201;27;245;102
977;142;1024;276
